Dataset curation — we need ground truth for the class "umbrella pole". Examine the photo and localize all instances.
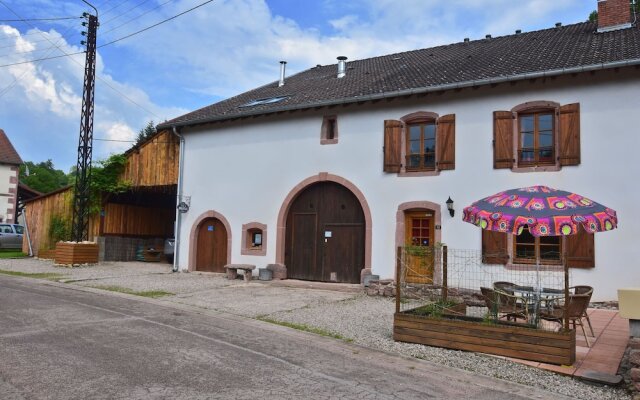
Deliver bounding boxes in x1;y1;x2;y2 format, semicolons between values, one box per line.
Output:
535;256;541;326
564;260;570;332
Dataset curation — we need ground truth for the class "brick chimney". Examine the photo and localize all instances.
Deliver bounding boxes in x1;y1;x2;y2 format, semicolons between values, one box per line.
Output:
597;0;633;32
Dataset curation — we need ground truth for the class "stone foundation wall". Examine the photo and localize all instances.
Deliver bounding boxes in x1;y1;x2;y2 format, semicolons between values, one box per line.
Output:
97;236;165;262
620;337;640;398
365;280;485;306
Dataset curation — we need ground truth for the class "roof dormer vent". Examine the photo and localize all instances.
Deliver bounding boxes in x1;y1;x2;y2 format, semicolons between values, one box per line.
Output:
337;56;347;78
485;34;492;39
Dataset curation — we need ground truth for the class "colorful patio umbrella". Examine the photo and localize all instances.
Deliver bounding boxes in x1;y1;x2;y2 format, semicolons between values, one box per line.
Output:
462;185;618;330
462;185;618;236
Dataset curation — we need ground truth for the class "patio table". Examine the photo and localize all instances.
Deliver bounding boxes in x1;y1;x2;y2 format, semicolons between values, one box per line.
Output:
493;283;564;326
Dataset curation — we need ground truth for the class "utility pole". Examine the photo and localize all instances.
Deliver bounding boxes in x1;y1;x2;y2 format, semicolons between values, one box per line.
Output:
71;3;98;242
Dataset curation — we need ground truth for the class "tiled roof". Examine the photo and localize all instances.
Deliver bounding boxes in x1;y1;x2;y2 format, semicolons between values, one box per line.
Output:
159;21;640;129
0;129;23;165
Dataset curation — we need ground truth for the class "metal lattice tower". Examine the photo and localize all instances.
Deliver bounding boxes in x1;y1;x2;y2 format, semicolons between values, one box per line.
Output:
71;11;98;242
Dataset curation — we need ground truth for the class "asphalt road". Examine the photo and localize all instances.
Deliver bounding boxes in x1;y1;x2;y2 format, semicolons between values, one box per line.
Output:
0;276;569;400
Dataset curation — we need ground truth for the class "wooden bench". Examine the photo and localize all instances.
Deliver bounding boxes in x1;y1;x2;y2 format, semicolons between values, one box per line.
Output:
224;264;256;281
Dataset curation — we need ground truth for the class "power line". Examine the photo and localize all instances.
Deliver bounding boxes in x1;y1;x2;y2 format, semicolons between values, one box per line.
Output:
0;51;84;67
1;0;215;65
100;0;173;37
0;14;81;97
0;1;162;120
100;0;131;18
102;0;153;25
0;16;81;22
98;0;215;48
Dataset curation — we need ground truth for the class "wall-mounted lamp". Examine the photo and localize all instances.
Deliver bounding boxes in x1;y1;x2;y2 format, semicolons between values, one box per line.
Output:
446;197;455;218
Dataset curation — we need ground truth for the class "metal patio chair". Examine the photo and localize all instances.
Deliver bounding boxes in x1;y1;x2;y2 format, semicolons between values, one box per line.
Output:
481;287;529;322
540;293;592;347
572;285;595;337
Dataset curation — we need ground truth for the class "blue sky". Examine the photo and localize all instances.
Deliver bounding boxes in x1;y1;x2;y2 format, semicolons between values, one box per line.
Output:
0;0;595;171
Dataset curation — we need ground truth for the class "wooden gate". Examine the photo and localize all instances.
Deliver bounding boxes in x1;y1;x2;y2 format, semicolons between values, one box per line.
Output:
285;182;364;283
196;217;227;272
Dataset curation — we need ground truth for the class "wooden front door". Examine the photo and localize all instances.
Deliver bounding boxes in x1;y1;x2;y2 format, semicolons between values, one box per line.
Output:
405;211;434;283
196;217;227;272
285;182;364;283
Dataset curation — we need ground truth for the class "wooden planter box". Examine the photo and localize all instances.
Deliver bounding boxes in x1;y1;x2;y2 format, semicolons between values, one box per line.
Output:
394;312;575;365
55;242;99;265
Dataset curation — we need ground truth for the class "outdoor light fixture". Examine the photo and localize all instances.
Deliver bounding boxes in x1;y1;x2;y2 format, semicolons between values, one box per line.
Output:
446;197;455;218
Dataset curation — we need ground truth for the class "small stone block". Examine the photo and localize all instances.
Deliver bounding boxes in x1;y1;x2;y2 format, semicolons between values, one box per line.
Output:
630;350;640;366
226;269;237;280
266;263;286;280
243;271;252;282
579;370;623;386
630;338;640;350
630;368;640;381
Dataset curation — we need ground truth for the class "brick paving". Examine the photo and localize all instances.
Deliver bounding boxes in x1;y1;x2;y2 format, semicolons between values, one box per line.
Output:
509;309;628;380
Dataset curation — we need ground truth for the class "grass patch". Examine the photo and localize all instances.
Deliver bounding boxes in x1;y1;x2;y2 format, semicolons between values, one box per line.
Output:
91;285;173;298
0;250;27;258
0;269;65;280
257;316;353;343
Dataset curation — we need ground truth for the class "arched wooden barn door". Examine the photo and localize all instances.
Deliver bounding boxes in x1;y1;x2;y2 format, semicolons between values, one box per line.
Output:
196;217;227;272
285;182;364;283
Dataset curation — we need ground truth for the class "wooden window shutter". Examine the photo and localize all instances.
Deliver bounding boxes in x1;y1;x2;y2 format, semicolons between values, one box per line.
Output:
383;120;403;173
436;114;455;170
493;111;514;169
565;225;595;268
558;103;581;166
481;230;509;264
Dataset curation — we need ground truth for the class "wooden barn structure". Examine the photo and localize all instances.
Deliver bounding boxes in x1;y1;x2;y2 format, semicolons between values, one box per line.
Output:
22;130;179;261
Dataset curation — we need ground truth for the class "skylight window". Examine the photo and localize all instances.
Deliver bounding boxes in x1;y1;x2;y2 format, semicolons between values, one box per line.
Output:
239;96;289;108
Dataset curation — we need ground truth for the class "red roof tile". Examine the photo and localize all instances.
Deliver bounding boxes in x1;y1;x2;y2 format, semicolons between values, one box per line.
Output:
0;129;22;165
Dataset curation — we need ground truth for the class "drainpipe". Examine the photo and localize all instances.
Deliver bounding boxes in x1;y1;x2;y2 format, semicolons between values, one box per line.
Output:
23;211;34;257
172;126;185;273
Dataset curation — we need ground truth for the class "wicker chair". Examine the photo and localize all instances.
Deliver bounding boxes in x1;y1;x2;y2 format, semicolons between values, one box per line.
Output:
540;293;592;347
481;287;529;322
572;285;595;337
493;281;516;294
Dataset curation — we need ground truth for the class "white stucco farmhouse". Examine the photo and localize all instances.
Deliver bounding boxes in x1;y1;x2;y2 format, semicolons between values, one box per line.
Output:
159;0;640;301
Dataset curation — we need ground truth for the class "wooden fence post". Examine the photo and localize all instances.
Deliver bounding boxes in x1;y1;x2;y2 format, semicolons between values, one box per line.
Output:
442;245;448;302
396;246;402;314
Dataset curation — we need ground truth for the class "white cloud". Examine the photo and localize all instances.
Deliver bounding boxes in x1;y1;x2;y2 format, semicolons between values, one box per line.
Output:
0;24;185;169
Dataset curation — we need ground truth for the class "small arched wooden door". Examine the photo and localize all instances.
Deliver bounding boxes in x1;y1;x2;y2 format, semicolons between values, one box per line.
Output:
196;217;227;272
285;182;365;283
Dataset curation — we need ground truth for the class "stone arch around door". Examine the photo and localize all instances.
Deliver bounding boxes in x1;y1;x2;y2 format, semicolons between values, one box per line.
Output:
188;210;232;272
276;173;372;283
396;201;442;285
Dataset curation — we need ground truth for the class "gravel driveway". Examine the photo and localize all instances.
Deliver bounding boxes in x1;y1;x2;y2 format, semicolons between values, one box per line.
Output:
0;258;630;400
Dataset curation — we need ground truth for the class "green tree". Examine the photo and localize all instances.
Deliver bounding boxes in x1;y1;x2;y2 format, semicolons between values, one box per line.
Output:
18;160;70;193
88;154;131;214
135;120;156;145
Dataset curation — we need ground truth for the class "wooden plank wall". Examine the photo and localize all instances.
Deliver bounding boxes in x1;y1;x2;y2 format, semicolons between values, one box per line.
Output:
21;187;99;255
121;130;179;187
23;130;178;254
102;203;174;237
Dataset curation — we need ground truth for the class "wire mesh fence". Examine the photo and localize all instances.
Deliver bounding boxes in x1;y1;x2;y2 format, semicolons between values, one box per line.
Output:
395;246;572;332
